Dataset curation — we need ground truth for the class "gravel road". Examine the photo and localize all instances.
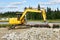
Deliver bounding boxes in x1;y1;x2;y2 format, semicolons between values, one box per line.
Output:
0;27;60;40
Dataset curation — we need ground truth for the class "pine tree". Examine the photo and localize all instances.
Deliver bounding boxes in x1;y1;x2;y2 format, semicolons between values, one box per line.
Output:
38;4;40;10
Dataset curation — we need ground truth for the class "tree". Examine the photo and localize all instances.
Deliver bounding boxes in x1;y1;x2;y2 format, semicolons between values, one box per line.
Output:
37;4;42;20
56;8;60;19
46;7;52;19
24;7;27;10
38;4;40;10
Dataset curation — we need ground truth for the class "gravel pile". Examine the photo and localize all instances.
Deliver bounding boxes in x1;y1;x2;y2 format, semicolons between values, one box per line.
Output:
1;28;60;40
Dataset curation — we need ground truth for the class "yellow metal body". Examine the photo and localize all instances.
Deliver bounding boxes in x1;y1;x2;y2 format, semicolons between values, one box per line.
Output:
9;8;46;25
9;18;21;24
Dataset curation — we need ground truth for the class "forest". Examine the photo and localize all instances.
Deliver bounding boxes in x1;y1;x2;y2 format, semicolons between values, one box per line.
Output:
0;4;60;20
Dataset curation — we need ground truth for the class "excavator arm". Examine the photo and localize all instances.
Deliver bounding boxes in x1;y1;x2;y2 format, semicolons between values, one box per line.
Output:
41;9;46;22
20;8;46;22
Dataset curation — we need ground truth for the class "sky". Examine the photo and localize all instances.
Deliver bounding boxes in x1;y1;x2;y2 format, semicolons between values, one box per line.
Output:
0;0;60;12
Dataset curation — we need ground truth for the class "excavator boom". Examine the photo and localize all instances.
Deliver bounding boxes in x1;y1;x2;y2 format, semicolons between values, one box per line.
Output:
20;8;46;22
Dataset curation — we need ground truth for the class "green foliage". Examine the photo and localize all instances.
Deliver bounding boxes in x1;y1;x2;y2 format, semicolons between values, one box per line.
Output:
0;12;20;18
26;12;42;20
0;24;12;28
46;7;60;19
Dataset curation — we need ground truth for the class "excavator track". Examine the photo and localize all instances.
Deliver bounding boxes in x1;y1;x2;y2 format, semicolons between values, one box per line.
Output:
8;23;60;30
26;24;51;28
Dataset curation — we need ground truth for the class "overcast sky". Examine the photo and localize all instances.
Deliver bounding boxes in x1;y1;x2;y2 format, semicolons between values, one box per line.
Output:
0;0;60;12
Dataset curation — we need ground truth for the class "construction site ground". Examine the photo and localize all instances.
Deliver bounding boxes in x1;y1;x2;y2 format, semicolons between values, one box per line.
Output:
0;21;60;40
0;28;60;40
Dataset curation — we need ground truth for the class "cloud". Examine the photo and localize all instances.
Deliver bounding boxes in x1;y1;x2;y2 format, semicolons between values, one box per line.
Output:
7;6;18;9
10;1;26;5
0;0;27;9
0;5;18;10
38;0;60;5
52;0;60;4
40;6;47;8
39;2;53;5
10;2;22;5
54;0;60;2
0;7;5;9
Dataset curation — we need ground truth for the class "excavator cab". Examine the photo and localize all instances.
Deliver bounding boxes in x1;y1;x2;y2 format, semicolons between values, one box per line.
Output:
17;13;22;21
17;13;27;24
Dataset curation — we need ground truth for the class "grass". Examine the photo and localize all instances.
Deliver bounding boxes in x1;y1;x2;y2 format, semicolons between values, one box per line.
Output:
0;24;12;28
28;19;60;22
48;19;60;23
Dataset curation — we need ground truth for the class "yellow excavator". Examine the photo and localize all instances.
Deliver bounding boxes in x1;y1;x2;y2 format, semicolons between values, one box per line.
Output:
9;8;47;29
